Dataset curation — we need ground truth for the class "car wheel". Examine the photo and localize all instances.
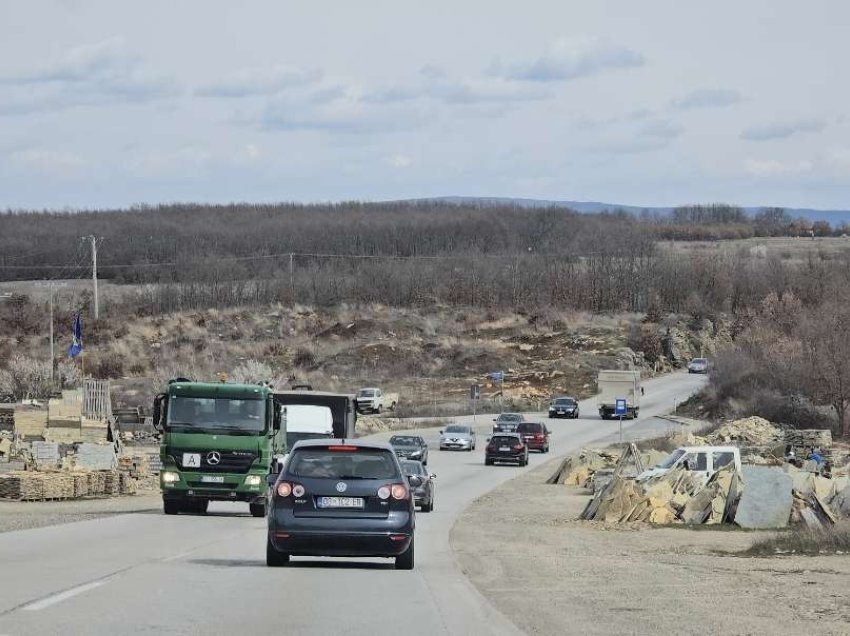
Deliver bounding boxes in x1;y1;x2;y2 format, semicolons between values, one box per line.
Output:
266;537;290;567
420;500;432;513
163;499;180;515
485;457;493;466
250;503;265;518
396;537;414;570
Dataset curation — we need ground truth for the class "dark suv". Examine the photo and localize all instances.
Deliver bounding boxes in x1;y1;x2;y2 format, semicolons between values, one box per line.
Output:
492;412;524;433
516;422;550;453
485;433;529;466
266;439;415;570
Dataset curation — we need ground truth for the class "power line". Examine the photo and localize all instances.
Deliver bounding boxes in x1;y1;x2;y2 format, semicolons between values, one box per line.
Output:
0;249;514;272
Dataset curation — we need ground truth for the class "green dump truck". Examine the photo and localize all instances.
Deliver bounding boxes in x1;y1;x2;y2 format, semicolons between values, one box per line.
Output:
153;379;284;517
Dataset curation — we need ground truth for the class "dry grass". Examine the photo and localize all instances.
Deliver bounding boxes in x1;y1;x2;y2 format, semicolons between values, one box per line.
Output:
743;522;850;556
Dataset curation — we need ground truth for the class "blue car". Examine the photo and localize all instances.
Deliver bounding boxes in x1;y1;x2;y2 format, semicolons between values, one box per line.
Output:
266;439;415;570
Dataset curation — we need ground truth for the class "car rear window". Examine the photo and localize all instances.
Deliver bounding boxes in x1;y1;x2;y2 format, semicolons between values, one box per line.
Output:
498;414;522;422
400;460;425;475
517;422;543;433
287;448;398;480
492;436;518;445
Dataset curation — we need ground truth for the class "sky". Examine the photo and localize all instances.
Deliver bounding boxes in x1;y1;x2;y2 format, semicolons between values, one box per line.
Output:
0;0;848;210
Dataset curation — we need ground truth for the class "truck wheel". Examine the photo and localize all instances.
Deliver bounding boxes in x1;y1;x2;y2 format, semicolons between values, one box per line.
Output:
266;537;290;567
395;537;414;570
195;500;209;514
390;402;396;411
250;503;266;518
163;499;181;515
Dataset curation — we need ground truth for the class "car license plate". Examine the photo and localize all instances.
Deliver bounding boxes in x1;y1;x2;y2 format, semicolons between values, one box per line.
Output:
499;446;510;451
317;496;364;509
557;410;565;414
182;453;201;468
200;475;224;483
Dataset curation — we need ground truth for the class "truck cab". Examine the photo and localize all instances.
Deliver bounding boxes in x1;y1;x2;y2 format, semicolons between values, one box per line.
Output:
637;445;741;482
154;380;283;517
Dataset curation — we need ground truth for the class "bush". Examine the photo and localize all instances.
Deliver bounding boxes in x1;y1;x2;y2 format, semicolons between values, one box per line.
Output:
627;325;663;363
294;348;315;368
90;353;126;379
743;523;850;556
229;359;274;384
0;355;79;400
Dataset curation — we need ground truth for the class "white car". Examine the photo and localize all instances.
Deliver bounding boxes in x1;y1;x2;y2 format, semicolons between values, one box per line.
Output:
439;423;476;451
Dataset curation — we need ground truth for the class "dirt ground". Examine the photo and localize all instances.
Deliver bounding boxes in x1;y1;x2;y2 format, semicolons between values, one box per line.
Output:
0;492;160;534
451;457;850;635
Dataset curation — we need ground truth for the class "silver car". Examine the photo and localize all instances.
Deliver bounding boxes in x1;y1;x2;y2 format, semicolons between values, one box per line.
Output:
439;423;476;451
687;358;709;374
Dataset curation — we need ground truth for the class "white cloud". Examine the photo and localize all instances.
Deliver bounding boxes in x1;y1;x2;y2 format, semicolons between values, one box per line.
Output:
195;65;322;98
0;37;176;114
489;37;645;82
745;158;814;177
740;119;825;141
672;89;741;110
9;149;87;176
387;154;413;168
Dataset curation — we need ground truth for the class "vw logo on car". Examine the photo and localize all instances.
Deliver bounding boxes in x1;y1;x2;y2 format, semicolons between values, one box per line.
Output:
335;481;347;493
206;451;221;466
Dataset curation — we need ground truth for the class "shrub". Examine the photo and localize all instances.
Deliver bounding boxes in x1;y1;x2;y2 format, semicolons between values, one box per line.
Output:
294;348;315;368
90;353;126;379
229;359;274;384
0;354;78;400
743;523;850;556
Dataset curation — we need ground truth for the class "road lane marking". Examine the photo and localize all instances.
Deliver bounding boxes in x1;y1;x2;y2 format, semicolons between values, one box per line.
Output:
21;580;108;611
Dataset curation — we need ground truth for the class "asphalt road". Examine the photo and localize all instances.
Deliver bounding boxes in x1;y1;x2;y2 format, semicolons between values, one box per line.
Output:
0;372;706;636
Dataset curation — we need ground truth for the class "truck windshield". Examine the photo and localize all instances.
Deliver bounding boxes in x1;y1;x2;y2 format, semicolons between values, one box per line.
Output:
358;390;376;397
656;448;687;469
167;396;266;435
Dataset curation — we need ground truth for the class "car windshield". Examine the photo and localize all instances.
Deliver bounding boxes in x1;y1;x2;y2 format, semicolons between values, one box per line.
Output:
167;396;266;434
656;448;687;469
497;414;522;422
358;389;376;397
554;398;575;405
400;460;425;475
517;423;542;433
692;359;707;364
287;448;398;480
445;425;468;433
390;436;419;446
492;436;517;445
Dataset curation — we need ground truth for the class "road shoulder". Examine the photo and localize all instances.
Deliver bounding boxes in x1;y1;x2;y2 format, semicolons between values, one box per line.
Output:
451;456;850;635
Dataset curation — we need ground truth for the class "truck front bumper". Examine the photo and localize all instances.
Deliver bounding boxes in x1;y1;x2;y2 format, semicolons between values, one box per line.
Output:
160;470;267;503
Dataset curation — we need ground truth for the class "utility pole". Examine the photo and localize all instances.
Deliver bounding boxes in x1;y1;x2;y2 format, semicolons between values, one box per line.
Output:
289;253;294;299
82;236;100;319
49;284;54;384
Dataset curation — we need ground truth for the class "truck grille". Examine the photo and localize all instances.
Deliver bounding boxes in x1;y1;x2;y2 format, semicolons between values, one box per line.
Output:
170;450;258;473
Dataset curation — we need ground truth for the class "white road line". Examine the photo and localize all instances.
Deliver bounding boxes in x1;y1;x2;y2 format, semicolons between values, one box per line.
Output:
21;580;107;611
161;550;194;563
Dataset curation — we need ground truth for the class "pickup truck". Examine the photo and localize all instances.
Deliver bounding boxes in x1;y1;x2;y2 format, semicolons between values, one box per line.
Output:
355;387;399;414
637;446;741;482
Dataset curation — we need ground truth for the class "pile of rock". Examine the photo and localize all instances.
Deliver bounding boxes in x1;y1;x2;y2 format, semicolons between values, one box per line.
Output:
705;416;783;447
581;464;740;526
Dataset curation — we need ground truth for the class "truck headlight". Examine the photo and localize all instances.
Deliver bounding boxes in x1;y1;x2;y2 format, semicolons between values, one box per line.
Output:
162;471;180;484
245;475;262;487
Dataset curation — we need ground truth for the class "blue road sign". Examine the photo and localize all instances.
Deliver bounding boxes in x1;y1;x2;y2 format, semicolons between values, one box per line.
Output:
615;398;627;416
489;371;504;382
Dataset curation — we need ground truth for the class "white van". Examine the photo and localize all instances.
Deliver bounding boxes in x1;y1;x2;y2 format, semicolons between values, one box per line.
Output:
637;446;741;481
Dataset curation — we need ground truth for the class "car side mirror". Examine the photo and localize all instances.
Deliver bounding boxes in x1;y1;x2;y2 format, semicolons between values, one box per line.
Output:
439;430;443;434
486;437;491;442
152;394;166;432
430;473;436;479
266;473;278;487
407;476;422;487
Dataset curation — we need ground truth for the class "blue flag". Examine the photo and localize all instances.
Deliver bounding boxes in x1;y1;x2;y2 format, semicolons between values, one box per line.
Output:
68;311;83;358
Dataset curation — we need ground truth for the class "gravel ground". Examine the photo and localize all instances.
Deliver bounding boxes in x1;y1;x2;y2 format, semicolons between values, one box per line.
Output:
452;456;850;635
0;491;161;534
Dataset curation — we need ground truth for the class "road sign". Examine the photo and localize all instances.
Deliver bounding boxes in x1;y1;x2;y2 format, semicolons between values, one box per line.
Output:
615;398;627;416
488;371;504;382
470;384;481;400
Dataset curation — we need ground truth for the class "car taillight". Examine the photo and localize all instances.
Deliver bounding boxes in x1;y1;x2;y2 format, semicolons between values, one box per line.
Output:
377;486;391;500
391;484;408;500
536;433;545;439
292;484;305;497
513;444;524;451
276;482;293;497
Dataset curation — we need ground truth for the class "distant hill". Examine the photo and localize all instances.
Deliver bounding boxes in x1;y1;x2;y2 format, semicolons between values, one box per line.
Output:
411;196;850;225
